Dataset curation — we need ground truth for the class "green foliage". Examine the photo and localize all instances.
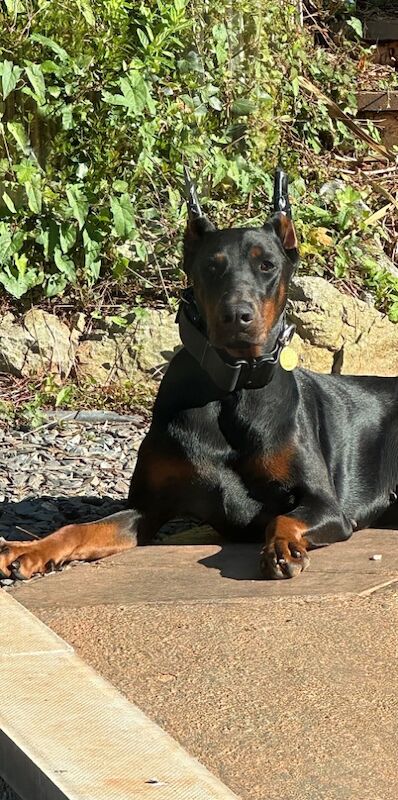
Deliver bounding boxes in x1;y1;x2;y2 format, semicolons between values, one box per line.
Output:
0;0;396;315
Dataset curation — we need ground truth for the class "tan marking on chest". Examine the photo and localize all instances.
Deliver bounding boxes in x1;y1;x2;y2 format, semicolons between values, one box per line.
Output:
149;456;195;490
243;442;294;484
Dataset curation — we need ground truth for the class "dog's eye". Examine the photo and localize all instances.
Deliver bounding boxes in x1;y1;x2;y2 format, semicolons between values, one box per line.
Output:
208;256;227;273
260;260;273;272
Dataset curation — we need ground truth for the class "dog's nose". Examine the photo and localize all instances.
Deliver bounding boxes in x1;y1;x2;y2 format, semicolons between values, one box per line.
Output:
221;302;255;328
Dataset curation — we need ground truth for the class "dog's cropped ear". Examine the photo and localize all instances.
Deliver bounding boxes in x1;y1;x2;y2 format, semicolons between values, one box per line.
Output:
183;216;216;275
267;213;299;264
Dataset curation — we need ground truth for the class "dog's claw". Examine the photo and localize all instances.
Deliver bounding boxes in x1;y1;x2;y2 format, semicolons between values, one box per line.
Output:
10;559;26;581
260;539;310;580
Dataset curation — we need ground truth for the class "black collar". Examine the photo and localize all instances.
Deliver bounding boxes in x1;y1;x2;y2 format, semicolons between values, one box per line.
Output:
176;288;295;393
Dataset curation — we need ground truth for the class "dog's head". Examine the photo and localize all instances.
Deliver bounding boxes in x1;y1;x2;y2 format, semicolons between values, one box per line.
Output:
183;213;298;359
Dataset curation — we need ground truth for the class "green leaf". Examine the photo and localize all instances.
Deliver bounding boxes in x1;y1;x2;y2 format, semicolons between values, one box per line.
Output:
76;0;95;26
4;0;24;14
231;99;256;116
60;222;77;253
2;192;16;214
292;76;300;99
54;246;77;281
112;180;129;193
0;257;43;298
1;60;22;99
347;16;363;38
109;315;128;327
45;273;67;297
7;122;30;155
103;71;156;115
76;162;88;180
0;223;13;264
14;160;38;184
36;220;58;258
12;229;25;253
110;194;135;237
83;225;101;283
66;184;88;229
26;182;42;214
388;302;398;322
55;385;74;407
30;34;70;62
209;95;222;111
137;28;150;49
25;63;46;106
62;105;73;130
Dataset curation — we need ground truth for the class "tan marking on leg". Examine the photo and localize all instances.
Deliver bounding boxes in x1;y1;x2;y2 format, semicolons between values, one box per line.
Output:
0;515;137;580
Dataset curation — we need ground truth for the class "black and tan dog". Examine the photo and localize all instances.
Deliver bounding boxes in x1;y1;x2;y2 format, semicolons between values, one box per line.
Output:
1;170;397;582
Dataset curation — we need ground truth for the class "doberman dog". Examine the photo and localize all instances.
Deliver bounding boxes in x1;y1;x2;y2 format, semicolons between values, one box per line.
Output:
1;169;398;582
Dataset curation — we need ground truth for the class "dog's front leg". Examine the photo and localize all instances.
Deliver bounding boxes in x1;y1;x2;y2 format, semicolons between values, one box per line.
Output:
0;509;155;581
260;495;353;580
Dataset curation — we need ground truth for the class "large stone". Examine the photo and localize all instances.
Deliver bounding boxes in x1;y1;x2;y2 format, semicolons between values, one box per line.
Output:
24;309;81;378
290;334;335;374
0;310;81;378
288;276;398;376
1;279;398;384
0;312;31;376
75;308;180;383
134;308;181;373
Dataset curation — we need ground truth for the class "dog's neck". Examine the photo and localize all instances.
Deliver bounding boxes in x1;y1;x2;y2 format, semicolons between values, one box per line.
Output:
177;288;294;393
217;360;298;447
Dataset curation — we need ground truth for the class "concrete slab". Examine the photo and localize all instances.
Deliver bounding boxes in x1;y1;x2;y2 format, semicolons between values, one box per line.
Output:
0;591;71;656
35;592;398;800
13;529;398;609
10;528;398;800
0;593;240;800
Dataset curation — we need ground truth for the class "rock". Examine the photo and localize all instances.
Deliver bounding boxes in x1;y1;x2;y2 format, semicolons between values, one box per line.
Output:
1;278;398;384
0;312;31;376
288;276;398;376
24;309;81;378
0;309;81;378
290;334;335;374
288;278;344;350
75;334;120;384
75;308;180;382
135;308;181;372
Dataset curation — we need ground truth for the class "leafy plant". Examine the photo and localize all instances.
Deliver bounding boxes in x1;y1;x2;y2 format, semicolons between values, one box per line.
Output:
0;0;396;317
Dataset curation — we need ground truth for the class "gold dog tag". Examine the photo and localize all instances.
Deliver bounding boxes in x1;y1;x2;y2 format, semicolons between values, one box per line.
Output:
280;345;298;371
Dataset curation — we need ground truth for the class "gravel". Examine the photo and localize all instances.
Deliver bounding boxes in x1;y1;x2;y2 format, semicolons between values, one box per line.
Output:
0;415;147;588
0;415;201;589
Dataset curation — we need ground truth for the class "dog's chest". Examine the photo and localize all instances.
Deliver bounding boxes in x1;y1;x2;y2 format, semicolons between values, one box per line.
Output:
174;399;297;507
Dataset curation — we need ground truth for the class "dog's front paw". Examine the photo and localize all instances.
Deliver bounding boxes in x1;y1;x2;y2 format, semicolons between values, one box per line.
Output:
260;537;310;580
0;538;53;581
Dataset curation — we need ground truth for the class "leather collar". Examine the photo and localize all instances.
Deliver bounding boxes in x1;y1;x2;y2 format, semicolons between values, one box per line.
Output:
176;288;295;393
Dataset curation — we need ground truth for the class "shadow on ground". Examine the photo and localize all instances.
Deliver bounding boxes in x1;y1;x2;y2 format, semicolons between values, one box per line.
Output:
0;495;126;541
198;545;263;581
0;494;207;548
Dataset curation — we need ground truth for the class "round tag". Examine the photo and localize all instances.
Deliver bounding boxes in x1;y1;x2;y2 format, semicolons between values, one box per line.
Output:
280;345;298;371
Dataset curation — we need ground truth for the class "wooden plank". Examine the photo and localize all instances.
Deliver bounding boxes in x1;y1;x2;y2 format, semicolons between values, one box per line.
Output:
364;17;398;42
357;91;398;113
